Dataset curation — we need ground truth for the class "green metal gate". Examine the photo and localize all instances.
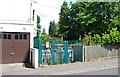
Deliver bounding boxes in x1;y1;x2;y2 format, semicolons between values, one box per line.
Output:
68;40;83;62
34;36;83;66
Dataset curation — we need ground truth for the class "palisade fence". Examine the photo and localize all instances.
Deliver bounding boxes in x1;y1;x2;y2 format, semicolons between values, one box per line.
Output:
84;44;120;62
38;40;83;65
34;36;83;65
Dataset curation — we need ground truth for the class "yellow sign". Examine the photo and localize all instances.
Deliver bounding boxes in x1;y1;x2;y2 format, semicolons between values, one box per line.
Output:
46;42;49;48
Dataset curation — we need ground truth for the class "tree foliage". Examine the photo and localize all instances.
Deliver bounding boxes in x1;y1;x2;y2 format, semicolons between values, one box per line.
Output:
39;34;48;40
58;1;119;41
58;1;71;40
49;20;58;37
110;28;120;43
37;15;41;36
108;27;120;44
83;27;120;46
41;28;46;35
92;34;101;45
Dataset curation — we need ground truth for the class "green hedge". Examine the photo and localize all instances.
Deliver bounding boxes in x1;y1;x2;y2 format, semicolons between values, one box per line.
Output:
83;28;120;46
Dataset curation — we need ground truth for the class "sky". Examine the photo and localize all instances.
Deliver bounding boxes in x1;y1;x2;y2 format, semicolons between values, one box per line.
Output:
35;0;76;34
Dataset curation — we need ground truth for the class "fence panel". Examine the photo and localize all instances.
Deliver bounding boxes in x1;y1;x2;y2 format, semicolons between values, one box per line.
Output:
68;40;83;62
84;44;120;62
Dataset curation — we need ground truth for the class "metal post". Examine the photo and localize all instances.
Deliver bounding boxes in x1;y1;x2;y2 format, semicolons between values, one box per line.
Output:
82;45;84;62
39;40;42;65
51;41;55;65
64;41;68;64
81;40;84;62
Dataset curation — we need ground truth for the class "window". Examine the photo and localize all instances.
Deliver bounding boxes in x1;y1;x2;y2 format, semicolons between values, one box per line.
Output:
0;34;2;39
23;34;27;39
3;34;7;39
15;34;28;40
19;34;22;39
32;10;35;21
15;34;18;39
8;34;11;39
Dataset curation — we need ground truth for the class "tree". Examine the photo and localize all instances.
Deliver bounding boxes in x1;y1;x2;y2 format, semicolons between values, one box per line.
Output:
86;2;119;35
41;28;46;35
70;2;119;37
49;20;57;36
58;2;119;40
58;1;71;40
69;2;89;39
37;15;41;36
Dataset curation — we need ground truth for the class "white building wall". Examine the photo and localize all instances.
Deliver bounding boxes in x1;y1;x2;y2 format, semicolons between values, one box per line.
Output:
0;0;38;48
0;0;31;22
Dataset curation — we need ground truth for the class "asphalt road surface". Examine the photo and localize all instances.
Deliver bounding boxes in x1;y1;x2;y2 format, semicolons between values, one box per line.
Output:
72;66;118;75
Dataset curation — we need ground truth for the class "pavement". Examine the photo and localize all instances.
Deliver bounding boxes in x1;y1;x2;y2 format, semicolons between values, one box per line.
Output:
1;58;119;75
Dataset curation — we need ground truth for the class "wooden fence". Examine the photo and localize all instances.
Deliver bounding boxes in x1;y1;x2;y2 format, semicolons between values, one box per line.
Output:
83;44;120;62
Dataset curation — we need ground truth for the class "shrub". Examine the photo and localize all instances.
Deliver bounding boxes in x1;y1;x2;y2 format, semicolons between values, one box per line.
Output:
39;34;48;40
109;28;120;44
83;34;94;46
92;34;101;45
102;33;111;44
83;27;120;45
39;34;61;41
102;27;120;44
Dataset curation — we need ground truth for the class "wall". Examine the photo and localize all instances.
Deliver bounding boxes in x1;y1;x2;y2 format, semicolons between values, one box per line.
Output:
84;44;120;62
30;48;38;68
0;0;31;22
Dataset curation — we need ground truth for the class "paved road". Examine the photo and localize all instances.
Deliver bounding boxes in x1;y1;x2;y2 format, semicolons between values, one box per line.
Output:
2;58;119;75
73;66;118;75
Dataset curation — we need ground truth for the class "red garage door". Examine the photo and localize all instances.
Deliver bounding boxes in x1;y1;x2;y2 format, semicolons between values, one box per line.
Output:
2;32;30;64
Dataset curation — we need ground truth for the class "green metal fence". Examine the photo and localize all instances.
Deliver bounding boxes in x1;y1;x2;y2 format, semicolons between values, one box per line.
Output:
39;40;66;65
34;36;83;66
68;40;83;62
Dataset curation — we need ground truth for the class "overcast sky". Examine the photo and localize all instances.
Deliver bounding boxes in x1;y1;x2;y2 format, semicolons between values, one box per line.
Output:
36;0;76;34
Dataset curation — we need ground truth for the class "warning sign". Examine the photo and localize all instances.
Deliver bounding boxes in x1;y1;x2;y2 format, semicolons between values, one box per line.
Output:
46;42;49;48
